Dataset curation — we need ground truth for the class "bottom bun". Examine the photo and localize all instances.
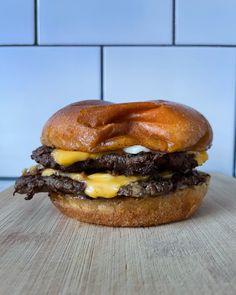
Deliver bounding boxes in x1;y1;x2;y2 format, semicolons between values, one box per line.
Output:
49;176;210;227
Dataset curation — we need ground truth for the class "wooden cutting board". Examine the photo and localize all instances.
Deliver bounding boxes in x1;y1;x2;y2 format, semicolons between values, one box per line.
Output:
0;173;236;295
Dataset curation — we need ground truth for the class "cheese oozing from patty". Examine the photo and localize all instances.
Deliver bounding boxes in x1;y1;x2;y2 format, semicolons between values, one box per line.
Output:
51;146;149;166
52;147;208;167
42;169;145;199
52;149;101;166
191;151;208;166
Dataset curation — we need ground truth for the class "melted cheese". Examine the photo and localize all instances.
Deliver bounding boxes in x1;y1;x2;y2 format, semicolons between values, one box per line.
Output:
52;149;102;166
22;165;40;176
193;151;208;166
158;170;173;179
52;146;152;166
42;169;144;199
52;148;208;168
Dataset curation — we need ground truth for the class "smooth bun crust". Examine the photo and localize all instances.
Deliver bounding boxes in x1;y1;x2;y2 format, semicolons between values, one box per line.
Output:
49;178;210;227
41;100;213;153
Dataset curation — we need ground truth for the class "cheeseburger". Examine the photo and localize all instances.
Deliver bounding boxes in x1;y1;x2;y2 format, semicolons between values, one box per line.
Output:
14;100;212;227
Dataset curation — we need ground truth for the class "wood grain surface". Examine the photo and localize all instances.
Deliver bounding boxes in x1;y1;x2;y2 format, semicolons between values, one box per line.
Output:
0;173;236;295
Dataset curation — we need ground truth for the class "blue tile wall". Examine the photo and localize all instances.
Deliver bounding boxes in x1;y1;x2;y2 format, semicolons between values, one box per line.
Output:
0;1;236;177
0;0;34;44
176;0;236;45
0;47;100;177
38;0;172;45
104;47;235;176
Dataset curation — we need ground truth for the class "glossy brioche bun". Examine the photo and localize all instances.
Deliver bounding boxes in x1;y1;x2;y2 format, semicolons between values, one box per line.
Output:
49;176;210;227
41;100;213;153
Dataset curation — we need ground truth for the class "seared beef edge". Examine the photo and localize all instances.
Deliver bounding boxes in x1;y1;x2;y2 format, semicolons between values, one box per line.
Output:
14;171;209;200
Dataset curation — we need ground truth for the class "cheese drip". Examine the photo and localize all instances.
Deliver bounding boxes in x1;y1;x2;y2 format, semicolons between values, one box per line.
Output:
52;148;208;167
191;151;208;166
42;169;145;199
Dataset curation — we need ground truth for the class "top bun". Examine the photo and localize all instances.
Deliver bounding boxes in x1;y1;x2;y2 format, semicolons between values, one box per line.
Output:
41;100;213;153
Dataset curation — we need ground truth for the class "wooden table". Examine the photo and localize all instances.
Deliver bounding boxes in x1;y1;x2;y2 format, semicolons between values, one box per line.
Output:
0;173;236;295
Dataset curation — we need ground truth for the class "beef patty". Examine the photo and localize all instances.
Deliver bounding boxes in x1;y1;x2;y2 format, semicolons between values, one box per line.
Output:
31;146;198;176
14;170;209;200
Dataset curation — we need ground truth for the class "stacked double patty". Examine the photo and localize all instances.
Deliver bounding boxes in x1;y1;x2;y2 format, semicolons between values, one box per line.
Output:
14;145;208;200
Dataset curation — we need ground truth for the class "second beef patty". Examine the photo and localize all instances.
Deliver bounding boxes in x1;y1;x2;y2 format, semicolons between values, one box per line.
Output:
31;146;198;176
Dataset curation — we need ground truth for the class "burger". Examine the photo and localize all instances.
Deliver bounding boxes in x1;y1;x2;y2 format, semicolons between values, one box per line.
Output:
14;100;213;227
